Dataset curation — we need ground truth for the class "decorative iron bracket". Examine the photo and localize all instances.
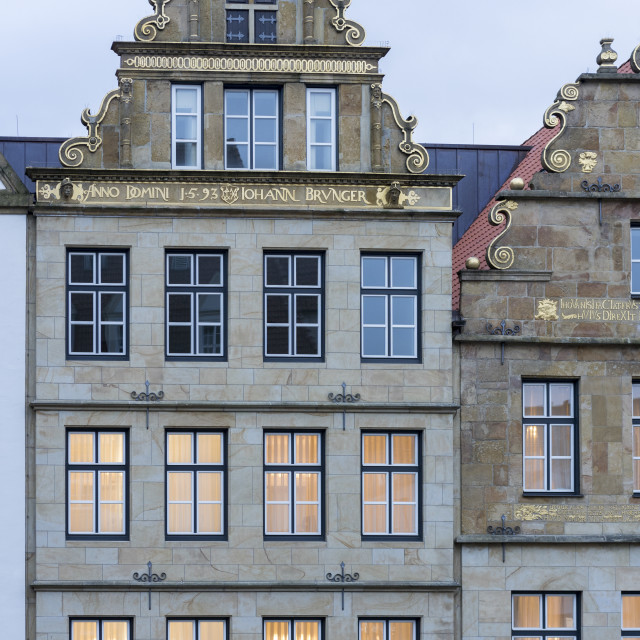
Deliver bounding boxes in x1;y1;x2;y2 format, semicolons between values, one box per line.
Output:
581;178;621;225
487;320;521;365
328;382;361;431
131;381;165;430
487;515;521;562
133;561;167;609
326;561;360;610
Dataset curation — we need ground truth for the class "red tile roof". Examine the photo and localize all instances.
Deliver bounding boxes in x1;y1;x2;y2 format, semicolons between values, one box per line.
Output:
451;60;636;310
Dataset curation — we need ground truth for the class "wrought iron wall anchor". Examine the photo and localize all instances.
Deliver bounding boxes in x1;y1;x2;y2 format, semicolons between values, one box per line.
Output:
486;321;520;365
487;514;521;563
328;382;361;430
131;380;165;429
581;178;621;226
326;561;360;610
132;561;167;610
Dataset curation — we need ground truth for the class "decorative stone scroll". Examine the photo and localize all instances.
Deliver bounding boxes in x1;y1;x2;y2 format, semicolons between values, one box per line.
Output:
541;82;581;173
328;0;366;46
486;200;518;270
134;0;172;42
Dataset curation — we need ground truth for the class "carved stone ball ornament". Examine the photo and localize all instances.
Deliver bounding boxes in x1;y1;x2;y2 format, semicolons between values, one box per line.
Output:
509;177;525;190
597;37;618;73
465;257;480;270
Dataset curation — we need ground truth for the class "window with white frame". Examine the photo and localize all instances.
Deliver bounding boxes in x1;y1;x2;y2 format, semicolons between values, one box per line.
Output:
168;619;226;640
67;430;128;538
307;88;336;171
264;252;323;359
166;251;226;358
622;594;640;639
264;619;321;640
172;85;202;169
225;89;279;170
67;250;127;358
632;227;640;295
166;431;226;539
361;254;419;360
512;593;578;640
226;0;278;43
264;432;323;537
633;384;640;493
71;619;131;640
522;381;578;493
361;432;420;538
360;619;417;640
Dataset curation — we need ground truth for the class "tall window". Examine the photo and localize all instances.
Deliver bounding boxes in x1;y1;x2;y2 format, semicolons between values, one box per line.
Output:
226;0;278;43
307;88;336;171
71;619;131;640
633;384;640;493
512;593;578;640
172;85;201;169
264;620;321;640
67;430;128;539
264;432;323;537
225;89;279;170
166;251;226;359
264;252;323;359
622;594;640;638
361;432;420;538
67;250;127;358
360;620;417;640
361;254;420;360
168;620;226;640
632;227;640;295
522;381;577;493
166;431;226;539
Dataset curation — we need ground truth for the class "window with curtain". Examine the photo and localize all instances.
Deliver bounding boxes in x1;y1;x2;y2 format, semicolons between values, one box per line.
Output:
166;431;226;539
264;432;323;537
71;619;131;640
361;432;420;538
264;619;321;640
67;250;128;359
512;593;578;640
166;251;226;359
633;384;640;493
360;619;417;640
168;620;226;640
226;0;278;43
622;594;640;639
522;381;578;494
67;430;128;539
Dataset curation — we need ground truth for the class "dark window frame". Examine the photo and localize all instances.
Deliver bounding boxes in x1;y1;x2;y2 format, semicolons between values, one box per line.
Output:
69;617;133;640
226;0;278;44
65;428;129;541
263;618;324;640
622;592;640;637
511;592;580;640
165;250;228;361
165;429;228;541
66;249;129;361
167;618;228;640
358;618;419;640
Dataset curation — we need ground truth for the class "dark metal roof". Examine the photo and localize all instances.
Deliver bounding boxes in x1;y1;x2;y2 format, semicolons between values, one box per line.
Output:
0;137;64;192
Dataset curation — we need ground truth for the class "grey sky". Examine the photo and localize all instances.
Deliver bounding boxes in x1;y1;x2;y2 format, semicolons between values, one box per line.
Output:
2;0;640;145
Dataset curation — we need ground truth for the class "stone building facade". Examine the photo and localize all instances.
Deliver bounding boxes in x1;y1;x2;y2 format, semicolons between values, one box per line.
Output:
27;2;460;640
456;42;640;640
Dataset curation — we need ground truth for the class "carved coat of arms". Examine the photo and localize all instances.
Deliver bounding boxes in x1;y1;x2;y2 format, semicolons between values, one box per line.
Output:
535;299;558;321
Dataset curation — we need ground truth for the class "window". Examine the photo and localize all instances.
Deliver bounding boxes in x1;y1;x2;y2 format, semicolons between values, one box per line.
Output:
67;250;127;358
71;619;131;640
512;593;579;640
226;0;277;43
172;85;202;169
264;432;323;537
225;89;279;170
264;620;321;640
361;432;420;538
168;620;226;640
166;431;226;539
264;252;323;359
522;381;578;493
307;88;336;171
632;227;640;295
622;594;640;639
633;384;640;493
166;251;226;359
360;620;417;640
67;430;128;539
361;254;420;360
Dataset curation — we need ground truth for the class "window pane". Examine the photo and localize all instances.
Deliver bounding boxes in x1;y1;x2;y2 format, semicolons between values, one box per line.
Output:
176;142;198;167
100;503;123;533
266;621;289;640
102;621;128;640
551;425;572;457
169;326;191;354
255;10;277;42
69;433;94;463
198;472;222;501
363;435;387;465
296;472;318;501
101;324;124;354
71;325;94;354
295;621;319;640
310;146;332;171
199;294;221;323
100;254;124;284
168;433;193;464
100;472;123;501
550;385;572;416
310;92;332;117
169;472;192;501
254;91;277;116
392;435;417;465
177;115;197;140
524;459;545;491
266;434;289;464
391;327;415;357
391;257;416;288
71;293;94;322
197;255;222;285
69;503;94;533
227;117;249;143
101;293;123;322
254;145;277;170
364;473;387;502
393;504;416;534
266;472;289;501
70;471;94;501
226;10;249;42
72;621;98;640
295;257;320;286
99;433;124;464
513;595;542;628
296;296;318;324
393;473;416;502
199;504;222;534
255;119;277;143
390;621;414;640
635;456;640;493
524;425;545;457
550;458;572;491
226;143;249;169
169;620;194;640
266;504;290;533
362;257;387;287
168;255;192;285
311;119;332;144
70;254;94;284
200;621;225;640
363;296;386;324
169;294;192;322
296;503;319;533
296;327;318;355
176;88;197;113
198;433;222;464
391;297;415;325
633;228;640;260
360;621;384;640
623;595;640;629
226;91;249;116
633;262;640;293
266;256;290;286
199;326;221;355
634;385;640;417
363;504;386;534
267;327;289;354
168;503;192;533
524;384;545;417
546;595;575;628
295;434;319;464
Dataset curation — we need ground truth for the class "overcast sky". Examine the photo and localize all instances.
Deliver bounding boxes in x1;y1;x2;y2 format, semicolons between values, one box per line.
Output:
2;0;640;145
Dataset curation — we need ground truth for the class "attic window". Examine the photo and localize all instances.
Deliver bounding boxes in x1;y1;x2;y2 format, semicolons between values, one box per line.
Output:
226;0;277;44
0;180;6;191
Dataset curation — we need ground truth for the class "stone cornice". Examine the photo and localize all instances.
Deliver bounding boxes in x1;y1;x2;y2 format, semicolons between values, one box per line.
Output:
457;534;640;544
459;270;552;282
455;335;640;346
499;189;634;200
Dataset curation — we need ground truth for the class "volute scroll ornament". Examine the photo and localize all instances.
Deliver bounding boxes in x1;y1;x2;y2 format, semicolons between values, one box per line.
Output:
328;0;366;46
486;200;518;270
541;82;581;173
134;0;172;42
632;42;640;73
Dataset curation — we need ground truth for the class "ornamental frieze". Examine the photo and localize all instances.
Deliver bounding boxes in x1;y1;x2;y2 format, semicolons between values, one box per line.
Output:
535;297;640;322
515;504;640;523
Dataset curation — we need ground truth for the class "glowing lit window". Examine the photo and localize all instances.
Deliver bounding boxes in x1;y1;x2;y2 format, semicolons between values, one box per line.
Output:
71;619;130;640
168;619;226;640
622;594;640;639
360;619;417;640
264;619;321;640
633;385;640;493
512;593;578;640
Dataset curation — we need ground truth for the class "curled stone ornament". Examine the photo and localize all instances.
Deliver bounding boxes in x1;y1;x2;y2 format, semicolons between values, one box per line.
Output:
135;0;172;42
328;0;366;46
542;83;581;173
486;200;518;270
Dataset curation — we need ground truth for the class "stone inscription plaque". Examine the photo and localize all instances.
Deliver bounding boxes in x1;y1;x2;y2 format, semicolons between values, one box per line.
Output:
515;504;640;523
535;297;640;322
36;180;453;211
